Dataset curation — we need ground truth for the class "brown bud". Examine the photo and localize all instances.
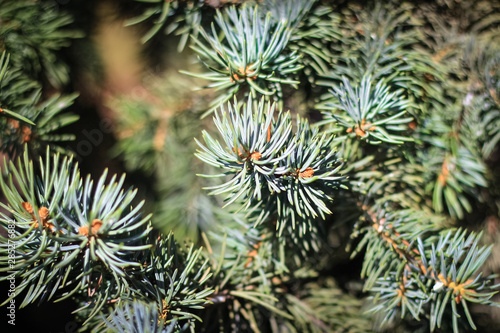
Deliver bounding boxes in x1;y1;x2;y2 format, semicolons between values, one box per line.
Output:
38;207;49;220
299;167;314;178
22;202;34;214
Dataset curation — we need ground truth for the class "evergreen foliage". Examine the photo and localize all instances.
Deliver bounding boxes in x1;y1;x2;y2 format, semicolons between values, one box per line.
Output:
183;3;304;115
0;0;81;156
1;0;500;332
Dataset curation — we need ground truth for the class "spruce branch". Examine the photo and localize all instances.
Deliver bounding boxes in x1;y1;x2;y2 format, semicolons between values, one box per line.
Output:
195;97;343;238
318;76;413;145
318;2;445;119
0;90;79;157
80;231;213;332
269;117;344;236
0;0;83;88
183;3;303;116
418;108;488;219
0;50;79;157
0;0;81;157
137;232;213;324
351;207;443;291
0;148;153;323
200;222;297;331
352;206;499;333
195;97;296;209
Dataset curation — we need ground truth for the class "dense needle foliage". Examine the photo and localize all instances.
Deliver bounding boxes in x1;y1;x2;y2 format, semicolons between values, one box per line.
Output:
1;0;500;332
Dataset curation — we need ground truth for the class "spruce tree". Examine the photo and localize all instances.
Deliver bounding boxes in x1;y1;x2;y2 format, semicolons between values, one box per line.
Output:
1;0;500;332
